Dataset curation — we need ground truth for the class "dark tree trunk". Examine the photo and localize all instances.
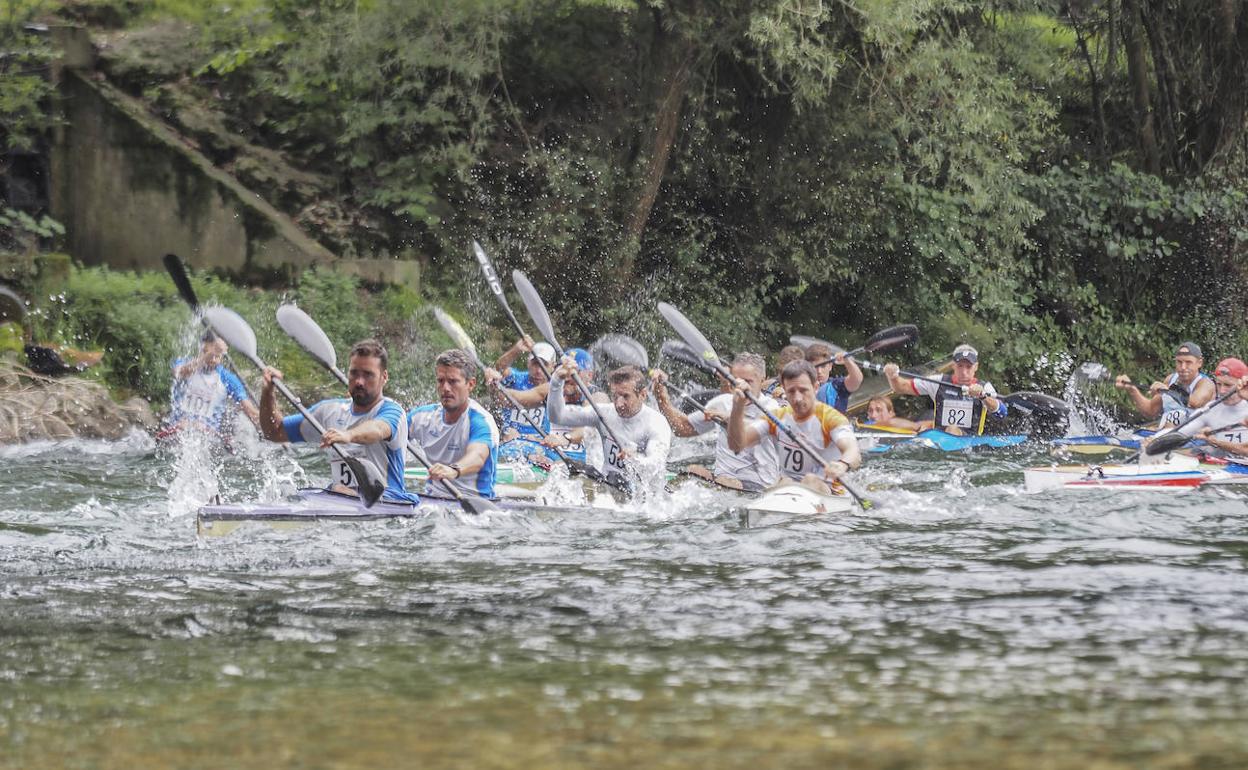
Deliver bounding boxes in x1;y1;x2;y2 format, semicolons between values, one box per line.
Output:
1121;0;1161;173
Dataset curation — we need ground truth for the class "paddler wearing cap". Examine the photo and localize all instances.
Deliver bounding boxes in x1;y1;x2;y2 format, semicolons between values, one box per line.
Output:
881;344;1006;436
482;335;556;459
485;345;601;466
1177;357;1248;456
1114;341;1215;429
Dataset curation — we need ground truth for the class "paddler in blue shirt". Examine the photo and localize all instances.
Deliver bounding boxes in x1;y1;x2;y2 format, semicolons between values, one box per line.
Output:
485;346;598;467
159;331;259;442
258;339;417;503
1114;341;1215;429
409;349;500;500
484;336;555;460
882;344;1007;436
804;341;864;413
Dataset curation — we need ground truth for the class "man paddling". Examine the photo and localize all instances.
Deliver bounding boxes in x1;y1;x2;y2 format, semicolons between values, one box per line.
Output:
485;346;599;467
485;336;556;458
726;359;861;494
546;359;672;487
1175;358;1248;455
651;352;780;492
764;344;805;401
409;349;500;499
805;342;864;413
259;340;416;502
1115;341;1215;428
882;345;1006;436
160;331;259;443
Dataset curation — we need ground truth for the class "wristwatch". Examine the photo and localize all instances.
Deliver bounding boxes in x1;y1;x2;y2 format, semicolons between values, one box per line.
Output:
449;463;462;479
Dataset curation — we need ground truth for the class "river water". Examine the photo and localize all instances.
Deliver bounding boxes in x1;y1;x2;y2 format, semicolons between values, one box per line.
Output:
2;429;1247;769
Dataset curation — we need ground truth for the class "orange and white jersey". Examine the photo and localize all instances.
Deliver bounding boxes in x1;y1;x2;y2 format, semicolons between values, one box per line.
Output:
748;402;853;482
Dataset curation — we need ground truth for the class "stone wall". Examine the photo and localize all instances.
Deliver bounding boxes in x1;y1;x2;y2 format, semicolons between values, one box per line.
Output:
48;37;420;287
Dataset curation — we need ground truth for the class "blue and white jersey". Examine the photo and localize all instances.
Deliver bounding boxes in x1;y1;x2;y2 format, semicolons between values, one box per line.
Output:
816;376;852;414
169;360;249;432
408;398;500;499
282;397;417;503
499;369;550;441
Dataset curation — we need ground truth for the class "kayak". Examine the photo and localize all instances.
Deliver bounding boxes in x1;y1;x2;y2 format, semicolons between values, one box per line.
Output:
1049;431;1155;457
861;428;1028;453
1023;454;1210;492
404;461;678;491
197;488;609;536
740;484;854;527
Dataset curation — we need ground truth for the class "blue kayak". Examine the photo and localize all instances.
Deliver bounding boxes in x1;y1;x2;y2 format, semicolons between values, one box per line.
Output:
867;429;1029;453
1049;430;1156;456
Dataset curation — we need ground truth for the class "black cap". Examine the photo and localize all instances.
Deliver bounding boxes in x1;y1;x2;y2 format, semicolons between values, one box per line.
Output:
952;344;978;364
1175;341;1203;359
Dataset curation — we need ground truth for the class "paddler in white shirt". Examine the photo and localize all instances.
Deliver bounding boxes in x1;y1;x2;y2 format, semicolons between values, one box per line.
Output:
882;344;1006;436
259;339;417;503
408;349;500;500
1114;341;1216;429
651;351;779;492
546;358;672;487
726;359;861;495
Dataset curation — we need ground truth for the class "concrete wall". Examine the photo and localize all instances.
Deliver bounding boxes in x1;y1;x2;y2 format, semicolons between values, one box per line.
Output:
49;55;420;288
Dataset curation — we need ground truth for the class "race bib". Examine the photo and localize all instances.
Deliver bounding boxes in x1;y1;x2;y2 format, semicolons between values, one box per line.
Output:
940;398;975;429
781;443;809;476
330;459;357;488
1217;429;1246;445
605;440;626;471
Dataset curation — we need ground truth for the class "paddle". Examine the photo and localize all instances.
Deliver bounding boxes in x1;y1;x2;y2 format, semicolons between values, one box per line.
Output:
471;240;556;381
162;253;258;405
275;304;497;515
202;306;385;508
431;306;627;493
805;325;920;367
512;270;634;463
659;301;874;510
590;333;650;369
660;339;718;375
857;360;1069;420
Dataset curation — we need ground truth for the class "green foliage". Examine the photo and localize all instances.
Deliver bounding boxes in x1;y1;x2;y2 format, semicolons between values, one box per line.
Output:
0;2;55;153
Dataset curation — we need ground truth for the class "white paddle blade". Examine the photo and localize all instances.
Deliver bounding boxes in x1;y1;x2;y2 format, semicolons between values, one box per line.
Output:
511;270;561;351
656;302;722;370
432;307;479;360
276;304;338;371
202;307;258;361
790;334;845;355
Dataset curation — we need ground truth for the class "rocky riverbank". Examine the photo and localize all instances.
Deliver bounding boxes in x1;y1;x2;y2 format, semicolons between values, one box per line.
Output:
0;358;156;443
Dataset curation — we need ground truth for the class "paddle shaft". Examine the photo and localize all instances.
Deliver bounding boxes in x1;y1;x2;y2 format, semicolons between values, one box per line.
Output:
473;242;557;382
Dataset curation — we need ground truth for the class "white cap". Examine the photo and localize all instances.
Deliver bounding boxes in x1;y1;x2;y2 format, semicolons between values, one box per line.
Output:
529;342;557;364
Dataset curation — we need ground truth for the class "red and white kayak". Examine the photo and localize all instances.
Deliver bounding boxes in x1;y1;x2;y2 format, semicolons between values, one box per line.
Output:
1024;454;1210;493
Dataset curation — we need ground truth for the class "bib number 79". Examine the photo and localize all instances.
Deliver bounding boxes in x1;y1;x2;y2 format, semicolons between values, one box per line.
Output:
782;446;805;474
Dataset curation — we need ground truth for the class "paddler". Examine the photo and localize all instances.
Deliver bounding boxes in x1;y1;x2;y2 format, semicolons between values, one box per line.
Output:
1174;358;1248;455
408;349;500;499
726;359;861;495
259;339;417;502
805;341;864;414
160;331;259;442
483;336;557;459
546;360;672;487
485;346;599;467
651;352;780;492
764;344;805;401
881;344;1006;436
858;395;921;432
1114;341;1215;428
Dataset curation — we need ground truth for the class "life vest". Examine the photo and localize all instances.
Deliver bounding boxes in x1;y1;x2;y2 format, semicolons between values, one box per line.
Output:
932;374;988;435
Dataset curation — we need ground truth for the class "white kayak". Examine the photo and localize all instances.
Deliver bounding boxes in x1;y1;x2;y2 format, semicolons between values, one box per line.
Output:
741;484;854;525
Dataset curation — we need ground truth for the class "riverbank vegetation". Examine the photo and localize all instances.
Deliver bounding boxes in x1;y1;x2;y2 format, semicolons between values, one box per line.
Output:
8;0;1248;392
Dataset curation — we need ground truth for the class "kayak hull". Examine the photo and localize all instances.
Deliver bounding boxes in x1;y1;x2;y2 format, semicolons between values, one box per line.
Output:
1023;455;1208;493
740;484;854;526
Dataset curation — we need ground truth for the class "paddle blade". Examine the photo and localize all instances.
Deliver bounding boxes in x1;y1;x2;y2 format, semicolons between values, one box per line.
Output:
459;494;500;515
1076;361;1111;384
472;241;509;304
276;304;338;373
432;306;483;367
659;339;714;373
348;456;386;508
202;307;259;363
512;270;562;352
0;285;27;323
863;325;918;354
163;253;200;310
1145;431;1190;456
1002;391;1071;416
790;334;845;355
657;302;723;371
590;333;650;369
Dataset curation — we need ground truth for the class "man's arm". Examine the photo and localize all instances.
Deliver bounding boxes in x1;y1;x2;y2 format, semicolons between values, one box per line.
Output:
1189;378;1216;409
507;381;551;409
726;383;762;453
493;336;534;373
839;354;864;393
882;363;917;397
258;367;288;442
1115;374;1162;418
650;369;699;437
546;371;596;429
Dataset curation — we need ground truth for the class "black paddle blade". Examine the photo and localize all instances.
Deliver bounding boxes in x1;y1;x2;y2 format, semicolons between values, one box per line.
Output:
863;325;918;354
1002;391;1071;416
0;285;27;323
163;253;200;310
459;494;500;514
512;270;562;352
348;456;386;508
1145;431;1191;456
660;339;715;374
657;302;723;372
590;333;650;369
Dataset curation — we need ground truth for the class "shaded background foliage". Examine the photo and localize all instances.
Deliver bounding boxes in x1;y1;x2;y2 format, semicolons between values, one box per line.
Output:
7;0;1248;393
